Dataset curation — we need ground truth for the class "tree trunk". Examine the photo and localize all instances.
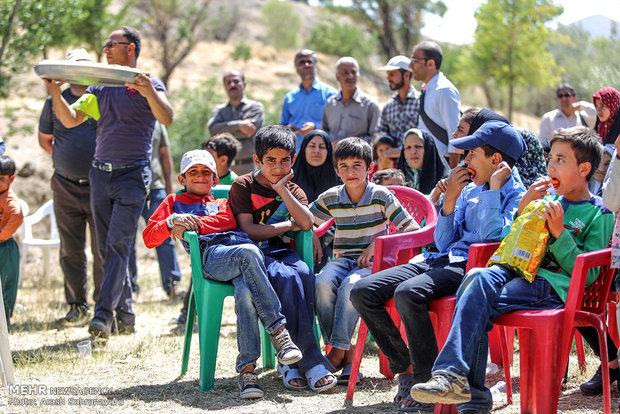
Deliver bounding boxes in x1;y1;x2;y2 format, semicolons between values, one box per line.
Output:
0;0;21;68
508;83;514;123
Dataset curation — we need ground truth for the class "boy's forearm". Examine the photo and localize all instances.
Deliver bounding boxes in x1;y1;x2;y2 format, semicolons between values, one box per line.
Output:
276;189;313;230
238;220;294;242
397;219;420;234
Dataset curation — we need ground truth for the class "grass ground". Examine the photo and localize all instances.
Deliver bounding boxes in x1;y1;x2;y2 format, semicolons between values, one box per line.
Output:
1;240;615;413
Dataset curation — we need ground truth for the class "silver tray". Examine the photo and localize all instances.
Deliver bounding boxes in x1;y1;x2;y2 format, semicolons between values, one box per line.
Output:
34;60;142;87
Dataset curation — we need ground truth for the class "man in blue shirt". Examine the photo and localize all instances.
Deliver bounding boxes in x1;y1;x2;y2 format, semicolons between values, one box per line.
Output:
281;49;337;152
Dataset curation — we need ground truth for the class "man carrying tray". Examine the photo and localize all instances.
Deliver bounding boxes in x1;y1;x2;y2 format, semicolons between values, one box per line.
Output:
42;26;174;339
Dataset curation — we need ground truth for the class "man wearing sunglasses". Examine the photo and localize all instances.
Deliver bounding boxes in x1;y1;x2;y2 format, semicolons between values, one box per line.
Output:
42;26;174;339
539;82;596;143
281;49;337;152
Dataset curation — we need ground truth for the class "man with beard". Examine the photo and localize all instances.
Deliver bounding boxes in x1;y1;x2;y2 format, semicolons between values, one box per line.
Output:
281;49;337;152
322;57;380;144
208;70;264;174
377;56;421;149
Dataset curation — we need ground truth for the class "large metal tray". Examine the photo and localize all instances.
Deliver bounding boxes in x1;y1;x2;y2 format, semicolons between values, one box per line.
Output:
34;60;142;87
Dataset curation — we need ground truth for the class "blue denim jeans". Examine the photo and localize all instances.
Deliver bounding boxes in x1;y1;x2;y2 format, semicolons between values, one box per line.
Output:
315;257;372;349
90;165;150;325
129;188;181;294
432;265;563;412
201;242;286;373
263;245;330;375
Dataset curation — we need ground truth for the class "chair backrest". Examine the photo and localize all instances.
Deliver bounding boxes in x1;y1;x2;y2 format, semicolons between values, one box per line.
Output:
465;242;501;272
22;199;59;241
371;187;439;273
570;248;614;315
386;186;438;233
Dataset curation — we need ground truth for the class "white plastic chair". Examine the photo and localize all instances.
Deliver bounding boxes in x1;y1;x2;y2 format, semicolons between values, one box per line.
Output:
18;199;60;285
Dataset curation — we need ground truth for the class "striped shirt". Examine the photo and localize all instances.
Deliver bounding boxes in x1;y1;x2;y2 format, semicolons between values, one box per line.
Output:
310;182;412;258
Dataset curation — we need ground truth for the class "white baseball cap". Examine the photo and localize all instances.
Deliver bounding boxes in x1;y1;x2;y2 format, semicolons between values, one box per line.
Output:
377;55;412;72
65;48;94;62
180;149;217;176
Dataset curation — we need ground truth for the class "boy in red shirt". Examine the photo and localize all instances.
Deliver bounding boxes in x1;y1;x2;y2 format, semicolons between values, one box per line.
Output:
0;155;23;325
143;149;301;399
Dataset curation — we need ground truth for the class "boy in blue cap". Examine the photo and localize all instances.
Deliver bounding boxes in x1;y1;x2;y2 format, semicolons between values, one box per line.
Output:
351;121;527;411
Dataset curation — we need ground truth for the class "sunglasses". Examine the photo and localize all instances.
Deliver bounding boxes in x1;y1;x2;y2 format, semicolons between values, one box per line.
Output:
103;41;131;49
557;93;575;98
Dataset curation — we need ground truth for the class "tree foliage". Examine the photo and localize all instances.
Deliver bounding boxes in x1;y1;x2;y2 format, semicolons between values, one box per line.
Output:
0;0;88;97
137;0;212;87
346;0;446;59
463;0;563;121
308;17;375;66
261;0;301;50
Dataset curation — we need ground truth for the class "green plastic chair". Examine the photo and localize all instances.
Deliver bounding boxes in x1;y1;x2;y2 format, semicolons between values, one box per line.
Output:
179;185;320;391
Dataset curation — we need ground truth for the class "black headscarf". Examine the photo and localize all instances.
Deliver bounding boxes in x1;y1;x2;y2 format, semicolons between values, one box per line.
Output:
292;130;340;202
469;108;509;134
397;128;450;194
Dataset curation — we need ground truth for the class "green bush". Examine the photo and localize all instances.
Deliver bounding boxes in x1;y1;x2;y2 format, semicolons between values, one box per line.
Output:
232;41;251;61
308;18;375;65
167;78;224;165
261;0;301;50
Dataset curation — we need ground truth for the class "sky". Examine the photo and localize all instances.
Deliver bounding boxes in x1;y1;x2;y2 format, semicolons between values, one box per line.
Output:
422;0;620;45
315;0;620;45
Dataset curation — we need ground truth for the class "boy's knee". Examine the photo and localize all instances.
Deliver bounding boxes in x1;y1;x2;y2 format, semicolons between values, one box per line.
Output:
349;283;367;308
394;283;427;309
238;244;263;262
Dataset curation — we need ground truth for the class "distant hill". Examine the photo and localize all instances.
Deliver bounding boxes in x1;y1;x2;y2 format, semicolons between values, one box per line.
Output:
569;15;620;39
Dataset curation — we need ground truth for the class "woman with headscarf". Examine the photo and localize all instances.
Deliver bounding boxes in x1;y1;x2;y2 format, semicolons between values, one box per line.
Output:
593;87;620;146
456;108;547;188
397;128;450;194
293;130;340;272
292;130;340;203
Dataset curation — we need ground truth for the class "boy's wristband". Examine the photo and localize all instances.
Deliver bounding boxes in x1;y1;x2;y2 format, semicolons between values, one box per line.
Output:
166;213;177;229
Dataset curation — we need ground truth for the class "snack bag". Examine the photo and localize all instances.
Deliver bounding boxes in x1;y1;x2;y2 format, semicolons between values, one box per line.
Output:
487;200;550;282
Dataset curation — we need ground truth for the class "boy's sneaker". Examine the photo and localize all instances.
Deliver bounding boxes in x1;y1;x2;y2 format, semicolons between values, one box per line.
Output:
238;372;264;399
410;371;472;404
63;304;89;324
270;328;302;365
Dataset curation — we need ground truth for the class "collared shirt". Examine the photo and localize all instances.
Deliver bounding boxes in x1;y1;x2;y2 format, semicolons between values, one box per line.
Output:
281;80;337;148
426;171;525;263
378;85;421;147
310;182;412;258
539;102;596;142
418;72;461;157
207;97;264;140
322;88;381;143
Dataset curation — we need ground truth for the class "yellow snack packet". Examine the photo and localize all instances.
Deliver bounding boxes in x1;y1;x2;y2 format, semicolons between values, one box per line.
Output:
486;200;549;282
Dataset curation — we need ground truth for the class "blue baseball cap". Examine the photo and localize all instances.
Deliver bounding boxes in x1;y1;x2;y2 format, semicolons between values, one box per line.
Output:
451;121;527;161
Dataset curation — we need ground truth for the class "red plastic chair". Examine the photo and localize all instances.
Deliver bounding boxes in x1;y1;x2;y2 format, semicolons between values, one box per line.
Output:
344;187;438;402
493;248;614;414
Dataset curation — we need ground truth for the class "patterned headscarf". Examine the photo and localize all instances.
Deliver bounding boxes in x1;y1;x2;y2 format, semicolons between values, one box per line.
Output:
593;87;620;143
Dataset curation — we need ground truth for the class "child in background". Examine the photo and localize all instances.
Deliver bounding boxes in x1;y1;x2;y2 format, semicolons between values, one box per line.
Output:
0;155;23;325
372;168;406;186
202;133;242;185
311;137;419;383
589;144;614;196
228;125;337;392
371;134;399;178
143;149;302;399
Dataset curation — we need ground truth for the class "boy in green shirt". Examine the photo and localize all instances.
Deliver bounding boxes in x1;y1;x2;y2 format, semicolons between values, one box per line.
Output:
410;126;614;413
203;133;242;186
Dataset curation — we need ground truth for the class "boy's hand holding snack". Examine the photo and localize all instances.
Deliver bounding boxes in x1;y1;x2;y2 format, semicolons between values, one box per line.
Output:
442;166;471;215
518;180;549;214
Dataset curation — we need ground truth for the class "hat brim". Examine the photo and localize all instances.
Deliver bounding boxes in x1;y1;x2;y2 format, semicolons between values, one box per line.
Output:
450;135;486;151
377;65;412;72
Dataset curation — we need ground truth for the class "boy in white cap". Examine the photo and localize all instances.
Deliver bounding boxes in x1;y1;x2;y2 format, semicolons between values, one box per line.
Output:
143;149;302;399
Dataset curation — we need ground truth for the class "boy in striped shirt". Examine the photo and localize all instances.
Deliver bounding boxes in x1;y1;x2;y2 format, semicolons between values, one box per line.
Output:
310;137;419;382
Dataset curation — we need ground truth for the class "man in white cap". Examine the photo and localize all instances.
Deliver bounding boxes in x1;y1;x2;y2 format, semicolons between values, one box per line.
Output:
377;55;421;148
38;48;103;324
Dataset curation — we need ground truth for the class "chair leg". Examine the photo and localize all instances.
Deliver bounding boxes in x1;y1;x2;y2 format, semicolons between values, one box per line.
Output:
532;324;563;414
260;323;275;369
574;331;586;372
596;323;612;414
498;326;513;404
346;321;368;401
517;328;534;414
488;325;503;367
197;293;227;391
180;291;197;376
